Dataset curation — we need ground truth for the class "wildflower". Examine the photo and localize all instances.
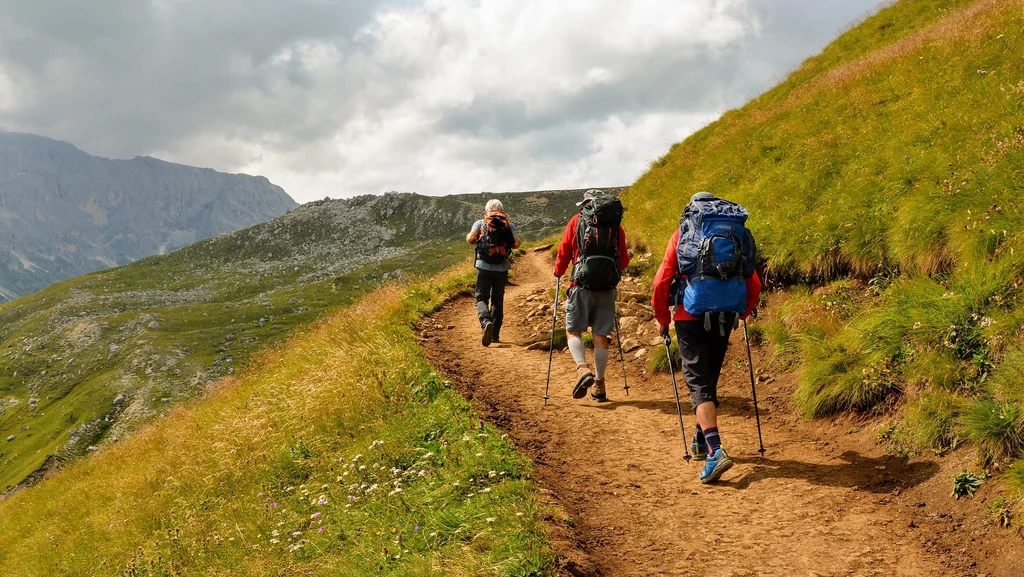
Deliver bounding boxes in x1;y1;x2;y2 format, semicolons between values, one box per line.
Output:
353;454;363;461
318;526;326;534
388;488;403;496
338;457;345;463
359;465;366;471
292;531;303;537
257;492;264;498
429;531;438;537
414;525;420;531
481;487;492;493
269;502;278;508
516;512;523;517
272;530;280;537
370;440;384;449
269;538;280;544
317;495;328;505
348;495;356;501
475;453;483;457
321;484;329;490
486;517;496;523
311;512;322;520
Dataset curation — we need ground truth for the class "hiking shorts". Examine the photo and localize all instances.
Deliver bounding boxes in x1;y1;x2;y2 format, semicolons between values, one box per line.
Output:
565;286;616;336
675;313;734;411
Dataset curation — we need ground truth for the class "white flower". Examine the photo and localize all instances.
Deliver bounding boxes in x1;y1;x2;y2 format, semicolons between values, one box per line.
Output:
480;487;492;493
486;517;496;523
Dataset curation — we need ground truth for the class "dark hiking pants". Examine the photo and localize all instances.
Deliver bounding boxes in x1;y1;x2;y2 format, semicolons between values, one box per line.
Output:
475;269;508;339
675;313;735;411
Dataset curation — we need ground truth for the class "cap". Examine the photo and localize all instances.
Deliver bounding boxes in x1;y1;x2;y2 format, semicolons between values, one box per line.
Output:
690;191;715;203
577;189;602;206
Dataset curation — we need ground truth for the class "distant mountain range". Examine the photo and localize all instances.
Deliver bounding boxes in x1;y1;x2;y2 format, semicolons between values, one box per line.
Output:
0;132;298;300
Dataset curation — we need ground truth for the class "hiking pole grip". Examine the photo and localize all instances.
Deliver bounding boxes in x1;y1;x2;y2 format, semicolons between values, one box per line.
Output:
614;305;629;396
743;319;766;456
544;277;561;406
663;331;692;462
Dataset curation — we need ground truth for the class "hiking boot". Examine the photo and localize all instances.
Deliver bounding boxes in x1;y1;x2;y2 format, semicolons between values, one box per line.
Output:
691;436;708;461
590;378;608;402
698;448;734;484
481;321;494;347
571;365;595;399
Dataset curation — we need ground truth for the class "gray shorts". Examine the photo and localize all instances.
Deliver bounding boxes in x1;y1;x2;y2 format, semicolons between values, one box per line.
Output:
565;286;616;335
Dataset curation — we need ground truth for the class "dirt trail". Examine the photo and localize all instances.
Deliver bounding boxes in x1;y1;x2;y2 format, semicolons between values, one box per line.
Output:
421;251;969;577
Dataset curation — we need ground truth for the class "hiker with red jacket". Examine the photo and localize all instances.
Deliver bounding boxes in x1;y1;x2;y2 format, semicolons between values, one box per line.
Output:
554;189;630;402
468;199;521;346
652;191;762;483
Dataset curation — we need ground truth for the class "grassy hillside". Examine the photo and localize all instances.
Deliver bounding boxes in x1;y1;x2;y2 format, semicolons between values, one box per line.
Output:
0;267;554;575
624;0;1024;495
0;190;586;493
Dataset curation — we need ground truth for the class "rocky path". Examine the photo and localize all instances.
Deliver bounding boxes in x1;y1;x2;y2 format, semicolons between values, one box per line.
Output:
420;250;969;577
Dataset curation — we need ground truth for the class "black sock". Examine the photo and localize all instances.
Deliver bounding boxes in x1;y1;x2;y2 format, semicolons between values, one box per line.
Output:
703;427;721;454
694;425;705;445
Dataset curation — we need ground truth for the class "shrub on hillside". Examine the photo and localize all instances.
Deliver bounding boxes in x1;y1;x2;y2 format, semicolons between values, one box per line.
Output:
959;398;1024;465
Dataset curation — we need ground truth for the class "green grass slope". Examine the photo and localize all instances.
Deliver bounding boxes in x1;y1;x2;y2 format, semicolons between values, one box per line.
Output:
0;268;554;576
623;0;1024;490
0;190;585;493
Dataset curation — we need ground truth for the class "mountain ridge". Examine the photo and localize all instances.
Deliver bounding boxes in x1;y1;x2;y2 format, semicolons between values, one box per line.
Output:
0;131;298;300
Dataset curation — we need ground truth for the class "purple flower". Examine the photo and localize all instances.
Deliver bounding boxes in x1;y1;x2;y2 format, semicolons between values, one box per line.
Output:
257;492;264;498
338;457;345;463
311;512;322;520
414;525;420;531
348;495;356;501
269;502;278;508
318;526;326;534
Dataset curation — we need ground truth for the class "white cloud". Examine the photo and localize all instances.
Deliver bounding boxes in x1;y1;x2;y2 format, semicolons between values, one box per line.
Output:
0;0;880;202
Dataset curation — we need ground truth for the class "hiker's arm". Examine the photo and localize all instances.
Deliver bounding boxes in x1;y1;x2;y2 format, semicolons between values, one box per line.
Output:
741;270;762;320
513;236;522;249
651;229;680;331
510;223;522;249
466;222;481;244
553;217;576;278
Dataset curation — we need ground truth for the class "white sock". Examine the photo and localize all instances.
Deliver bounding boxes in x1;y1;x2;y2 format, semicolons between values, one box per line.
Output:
594;348;609;379
567;335;587;366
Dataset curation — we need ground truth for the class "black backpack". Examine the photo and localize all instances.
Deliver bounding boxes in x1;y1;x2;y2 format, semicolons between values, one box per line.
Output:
571;195;624;291
476;211;516;265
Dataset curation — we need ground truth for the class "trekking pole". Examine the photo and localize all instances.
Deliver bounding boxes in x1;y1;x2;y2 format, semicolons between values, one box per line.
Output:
543;277;561;406
742;319;767;456
663;331;692;462
613;306;630;396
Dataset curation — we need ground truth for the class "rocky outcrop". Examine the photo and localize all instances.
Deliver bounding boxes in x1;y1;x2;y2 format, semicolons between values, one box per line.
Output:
0;132;298;300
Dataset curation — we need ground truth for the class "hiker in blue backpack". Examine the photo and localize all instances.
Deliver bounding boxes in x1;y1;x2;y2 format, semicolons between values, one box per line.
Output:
652;191;762;483
468;199;521;347
553;189;630;402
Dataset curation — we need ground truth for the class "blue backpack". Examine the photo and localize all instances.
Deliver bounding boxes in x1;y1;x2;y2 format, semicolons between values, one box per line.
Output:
671;195;756;324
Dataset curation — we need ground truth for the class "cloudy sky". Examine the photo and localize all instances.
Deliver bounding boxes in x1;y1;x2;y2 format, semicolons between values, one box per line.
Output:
0;0;881;203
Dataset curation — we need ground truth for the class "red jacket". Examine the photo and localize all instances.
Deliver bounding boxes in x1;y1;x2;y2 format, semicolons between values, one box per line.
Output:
652;228;762;326
553;213;630;283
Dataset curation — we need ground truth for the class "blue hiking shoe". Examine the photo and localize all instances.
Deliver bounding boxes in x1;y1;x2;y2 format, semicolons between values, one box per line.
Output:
691;437;708;461
698;448;733;484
